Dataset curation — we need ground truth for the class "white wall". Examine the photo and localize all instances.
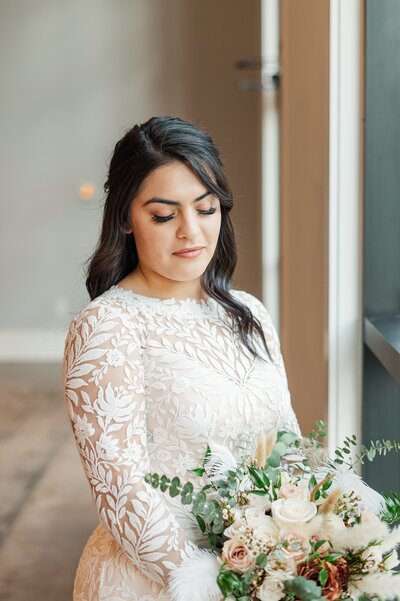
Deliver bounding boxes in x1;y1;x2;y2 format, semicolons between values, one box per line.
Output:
0;0;263;361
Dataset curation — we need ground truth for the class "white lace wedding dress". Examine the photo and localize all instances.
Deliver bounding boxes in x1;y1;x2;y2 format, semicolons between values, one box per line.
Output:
62;285;300;601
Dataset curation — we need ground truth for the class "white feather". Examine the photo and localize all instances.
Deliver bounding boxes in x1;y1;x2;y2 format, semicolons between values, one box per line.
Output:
321;513;389;552
376;524;400;554
167;547;222;601
315;464;385;515
348;572;400;598
204;443;238;482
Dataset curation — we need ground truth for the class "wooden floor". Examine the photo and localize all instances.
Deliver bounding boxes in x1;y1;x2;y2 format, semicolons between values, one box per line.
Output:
0;363;98;601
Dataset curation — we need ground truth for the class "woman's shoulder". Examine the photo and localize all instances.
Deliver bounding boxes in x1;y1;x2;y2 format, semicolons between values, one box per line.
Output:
65;287;142;344
231;288;270;316
231;289;278;338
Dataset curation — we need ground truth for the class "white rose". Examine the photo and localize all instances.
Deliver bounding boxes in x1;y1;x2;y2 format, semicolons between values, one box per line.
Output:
232;509;243;521
247;492;272;511
258;575;285;601
244;506;269;527
271;498;317;528
383;549;399;571
252;516;279;546
265;551;297;576
224;517;247;539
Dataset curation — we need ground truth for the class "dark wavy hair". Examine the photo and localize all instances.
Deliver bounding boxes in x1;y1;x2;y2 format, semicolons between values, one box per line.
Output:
85;115;272;363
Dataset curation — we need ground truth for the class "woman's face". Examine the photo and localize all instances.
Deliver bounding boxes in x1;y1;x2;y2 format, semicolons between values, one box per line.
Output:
125;161;222;289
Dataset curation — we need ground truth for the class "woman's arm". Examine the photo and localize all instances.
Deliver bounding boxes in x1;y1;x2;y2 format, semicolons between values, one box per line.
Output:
62;300;201;588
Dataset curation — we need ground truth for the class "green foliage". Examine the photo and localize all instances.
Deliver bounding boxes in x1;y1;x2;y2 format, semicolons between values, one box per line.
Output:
306;420;327;443
247;466;270;489
331;434;358;467
169;476;181;497
208;532;217;550
380;491;400;524
267;430;300;468
331;435;400;470
313;539;331;553
318;568;329;587
359;440;400;463
284;576;325;601
189;467;206;476
216;564;257;600
255;552;268;569
308;475;318;492
145;438;230;550
216;569;243;597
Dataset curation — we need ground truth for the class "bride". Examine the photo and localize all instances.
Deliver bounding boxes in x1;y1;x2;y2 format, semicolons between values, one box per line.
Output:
62;115;300;601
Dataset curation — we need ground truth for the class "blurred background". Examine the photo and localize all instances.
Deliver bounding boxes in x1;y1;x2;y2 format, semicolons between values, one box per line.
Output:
0;0;399;599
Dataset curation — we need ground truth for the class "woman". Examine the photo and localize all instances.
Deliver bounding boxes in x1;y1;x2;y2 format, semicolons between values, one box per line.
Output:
62;115;300;601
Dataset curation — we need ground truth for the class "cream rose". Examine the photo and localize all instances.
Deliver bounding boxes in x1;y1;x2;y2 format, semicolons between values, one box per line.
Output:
244;506;269;527
258;575;285;601
251;516;279;546
265;550;297;576
247;492;272;511
224;516;247;539
222;536;255;572
271;498;317;528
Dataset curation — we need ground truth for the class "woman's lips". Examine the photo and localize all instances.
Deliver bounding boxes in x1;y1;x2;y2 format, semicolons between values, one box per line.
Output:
173;247;204;259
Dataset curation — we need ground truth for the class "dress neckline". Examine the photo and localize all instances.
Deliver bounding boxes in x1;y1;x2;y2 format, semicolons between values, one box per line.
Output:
110;284;214;307
105;285;243;320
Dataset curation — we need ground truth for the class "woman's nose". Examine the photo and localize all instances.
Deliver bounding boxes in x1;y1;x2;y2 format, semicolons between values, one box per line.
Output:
176;211;202;238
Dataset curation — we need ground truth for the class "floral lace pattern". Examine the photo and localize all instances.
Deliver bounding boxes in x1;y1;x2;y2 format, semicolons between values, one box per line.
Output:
62;286;300;600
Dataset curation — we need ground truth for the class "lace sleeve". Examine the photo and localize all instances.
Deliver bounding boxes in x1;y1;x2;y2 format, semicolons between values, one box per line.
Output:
62;300;196;587
240;291;302;437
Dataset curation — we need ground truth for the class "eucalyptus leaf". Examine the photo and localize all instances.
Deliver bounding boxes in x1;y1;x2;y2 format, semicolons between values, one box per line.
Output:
195;514;206;532
208;532;217;550
279;431;299;446
255;553;267;569
284;576;323;601
273;441;287;456
268;450;281;468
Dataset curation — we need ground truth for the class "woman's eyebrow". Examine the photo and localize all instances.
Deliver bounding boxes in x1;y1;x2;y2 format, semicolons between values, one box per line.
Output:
142;191;211;207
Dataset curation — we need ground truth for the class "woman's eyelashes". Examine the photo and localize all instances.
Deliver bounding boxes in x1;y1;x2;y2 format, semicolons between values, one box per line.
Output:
151;207;217;223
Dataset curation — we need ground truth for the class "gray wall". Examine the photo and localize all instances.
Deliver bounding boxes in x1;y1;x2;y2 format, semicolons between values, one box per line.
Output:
362;0;400;492
0;0;262;361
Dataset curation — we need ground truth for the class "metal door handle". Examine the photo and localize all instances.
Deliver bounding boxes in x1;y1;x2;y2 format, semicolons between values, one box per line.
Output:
234;56;281;91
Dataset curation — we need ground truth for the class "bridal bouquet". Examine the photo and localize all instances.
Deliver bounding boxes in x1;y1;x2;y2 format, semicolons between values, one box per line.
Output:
145;422;400;601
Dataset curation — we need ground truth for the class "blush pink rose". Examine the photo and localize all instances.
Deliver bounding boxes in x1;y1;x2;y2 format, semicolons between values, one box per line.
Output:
278;483;308;501
222;536;255;573
279;530;311;563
